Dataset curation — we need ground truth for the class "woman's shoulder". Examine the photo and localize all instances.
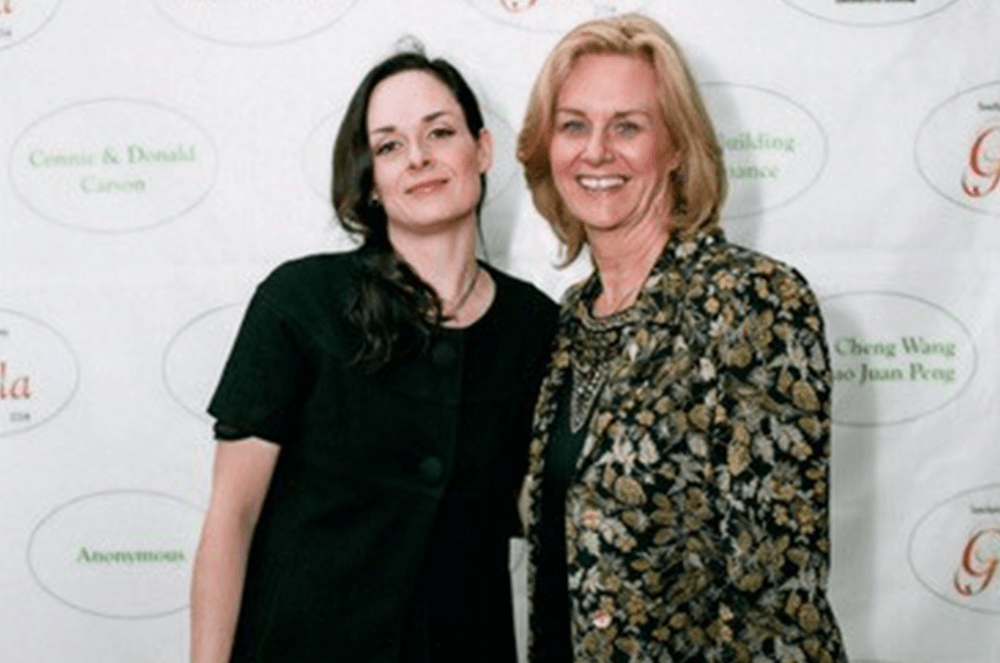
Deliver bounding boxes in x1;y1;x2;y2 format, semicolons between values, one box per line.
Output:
482;265;559;354
486;264;558;317
689;230;818;302
261;249;361;292
679;232;826;340
249;249;363;325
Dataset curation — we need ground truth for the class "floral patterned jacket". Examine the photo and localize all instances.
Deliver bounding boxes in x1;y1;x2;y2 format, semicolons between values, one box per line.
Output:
525;228;848;663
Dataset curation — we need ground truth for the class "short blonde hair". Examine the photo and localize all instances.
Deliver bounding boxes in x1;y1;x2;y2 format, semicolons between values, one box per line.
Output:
517;13;728;263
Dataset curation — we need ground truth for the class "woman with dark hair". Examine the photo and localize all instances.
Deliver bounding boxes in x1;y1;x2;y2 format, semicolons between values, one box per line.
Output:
189;48;557;663
517;14;847;663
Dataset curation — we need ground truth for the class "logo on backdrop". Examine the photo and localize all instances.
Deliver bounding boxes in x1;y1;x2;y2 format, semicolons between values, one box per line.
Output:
303;102;518;209
916;82;1000;217
27;490;202;619
0;309;78;436
960;124;1000;200
781;0;963;26
498;0;537;12
909;484;1000;615
701;84;827;218
821;291;976;426
153;0;358;46
0;0;60;51
464;0;647;32
954;526;1000;598
163;304;245;421
9;99;217;233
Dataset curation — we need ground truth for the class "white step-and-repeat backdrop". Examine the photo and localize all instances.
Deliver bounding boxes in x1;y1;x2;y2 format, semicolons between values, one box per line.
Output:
2;1;998;662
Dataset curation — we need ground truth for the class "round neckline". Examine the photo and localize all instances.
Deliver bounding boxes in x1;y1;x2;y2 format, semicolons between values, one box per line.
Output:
438;261;500;334
578;276;645;332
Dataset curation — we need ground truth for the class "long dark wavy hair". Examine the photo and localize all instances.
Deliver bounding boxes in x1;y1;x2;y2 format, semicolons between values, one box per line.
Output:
332;48;488;373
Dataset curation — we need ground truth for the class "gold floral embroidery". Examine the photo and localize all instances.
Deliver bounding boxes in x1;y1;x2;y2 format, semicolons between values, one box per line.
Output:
525;229;846;663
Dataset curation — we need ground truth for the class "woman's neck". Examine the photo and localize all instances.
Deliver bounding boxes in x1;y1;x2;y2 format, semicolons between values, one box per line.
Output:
388;216;491;326
587;216;671;318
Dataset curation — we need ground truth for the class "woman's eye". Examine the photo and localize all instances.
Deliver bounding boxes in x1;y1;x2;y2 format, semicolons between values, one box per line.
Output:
374;140;400;156
558;120;587;135
615;121;641;137
430;126;456;139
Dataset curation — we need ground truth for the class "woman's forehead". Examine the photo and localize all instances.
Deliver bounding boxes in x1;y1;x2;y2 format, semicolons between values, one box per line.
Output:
367;70;462;130
557;53;658;110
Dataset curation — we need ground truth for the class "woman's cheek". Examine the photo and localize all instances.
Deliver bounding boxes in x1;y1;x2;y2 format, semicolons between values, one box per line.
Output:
548;138;577;182
372;159;402;196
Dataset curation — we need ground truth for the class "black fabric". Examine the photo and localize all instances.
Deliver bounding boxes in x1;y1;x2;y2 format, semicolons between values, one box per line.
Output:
208;250;557;663
532;377;585;663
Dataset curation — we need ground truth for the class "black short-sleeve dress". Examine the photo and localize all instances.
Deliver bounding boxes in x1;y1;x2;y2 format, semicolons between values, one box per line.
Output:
207;250;557;663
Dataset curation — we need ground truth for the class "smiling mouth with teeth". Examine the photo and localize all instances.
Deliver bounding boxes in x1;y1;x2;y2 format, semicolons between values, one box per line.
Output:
577;175;627;191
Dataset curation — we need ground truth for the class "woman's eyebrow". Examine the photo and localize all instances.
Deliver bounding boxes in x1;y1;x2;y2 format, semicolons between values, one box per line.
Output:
422;110;452;123
554;107;653;119
370;110;457;136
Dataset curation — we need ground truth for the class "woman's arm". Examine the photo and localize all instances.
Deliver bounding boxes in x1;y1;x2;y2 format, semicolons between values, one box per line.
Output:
710;267;845;655
190;437;280;663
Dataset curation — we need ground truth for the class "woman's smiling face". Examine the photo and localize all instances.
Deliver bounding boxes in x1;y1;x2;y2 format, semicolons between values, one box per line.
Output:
366;70;492;237
548;53;678;238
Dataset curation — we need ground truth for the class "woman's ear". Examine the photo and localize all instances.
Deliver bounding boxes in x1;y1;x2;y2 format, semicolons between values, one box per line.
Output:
661;129;682;174
476;128;495;175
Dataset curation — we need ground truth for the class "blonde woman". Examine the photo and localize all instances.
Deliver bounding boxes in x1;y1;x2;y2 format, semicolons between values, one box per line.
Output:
518;14;847;663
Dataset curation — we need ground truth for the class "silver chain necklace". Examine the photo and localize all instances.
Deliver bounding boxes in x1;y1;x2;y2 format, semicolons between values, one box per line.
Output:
443;265;480;318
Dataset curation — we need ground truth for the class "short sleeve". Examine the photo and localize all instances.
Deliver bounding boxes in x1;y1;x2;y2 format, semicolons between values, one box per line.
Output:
207;286;312;445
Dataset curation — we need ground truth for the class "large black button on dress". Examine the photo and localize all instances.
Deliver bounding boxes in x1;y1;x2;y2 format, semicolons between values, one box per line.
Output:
430;339;458;370
417;456;444;485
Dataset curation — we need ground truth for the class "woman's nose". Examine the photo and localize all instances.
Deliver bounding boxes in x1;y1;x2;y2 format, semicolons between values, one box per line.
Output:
407;138;432;169
582;130;612;164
